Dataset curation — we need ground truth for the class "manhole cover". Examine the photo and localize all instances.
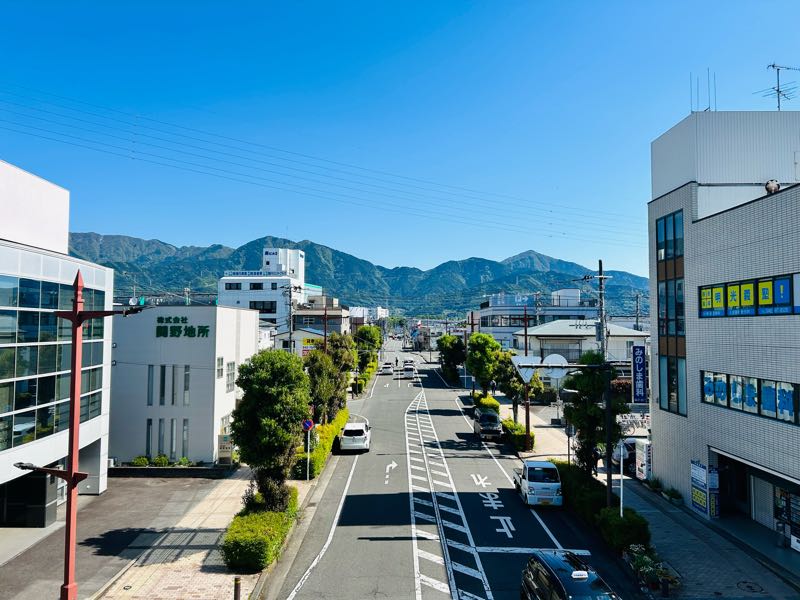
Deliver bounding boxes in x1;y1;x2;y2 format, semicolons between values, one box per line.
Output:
737;581;764;593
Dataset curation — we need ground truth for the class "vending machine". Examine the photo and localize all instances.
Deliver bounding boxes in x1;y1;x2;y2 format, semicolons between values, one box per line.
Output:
635;439;652;481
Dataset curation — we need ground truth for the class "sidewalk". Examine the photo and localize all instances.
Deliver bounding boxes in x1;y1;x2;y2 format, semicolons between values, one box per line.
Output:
500;395;800;599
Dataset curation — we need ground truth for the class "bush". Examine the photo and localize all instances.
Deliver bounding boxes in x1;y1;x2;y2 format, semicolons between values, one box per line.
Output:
177;456;191;467
501;418;529;451
291;408;350;479
473;393;500;414
151;454;169;467
253;471;292;512
596;507;651;552
648;477;663;491
220;486;298;572
131;456;149;467
665;487;682;500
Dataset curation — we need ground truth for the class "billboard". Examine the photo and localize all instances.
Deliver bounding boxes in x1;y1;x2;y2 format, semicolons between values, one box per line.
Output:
631;345;647;404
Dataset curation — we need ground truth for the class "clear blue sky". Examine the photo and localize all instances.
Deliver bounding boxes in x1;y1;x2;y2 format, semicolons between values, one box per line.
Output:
1;1;798;277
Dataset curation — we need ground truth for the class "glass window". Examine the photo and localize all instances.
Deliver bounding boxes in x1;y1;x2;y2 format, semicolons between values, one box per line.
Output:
41;281;59;309
665;213;675;259
677;360;686;414
38;344;57;375
57;373;71;401
0;414;11;450
659;356;669;410
761;380;777;418
147;365;154;406
13;410;36;446
674;211;684;257
57;343;71;372
58;315;72;341
777;382;796;423
702;372;714;404
91;341;103;366
17;311;39;343
92;289;106;311
82;288;94;314
91;317;104;340
0;309;16;344
146;418;153;457
0;347;15;380
159;365;166;405
656;218;665;261
82;341;92;368
182;419;189;459
172;365;179;405
667;280;676;335
676;279;685;336
14;379;37;410
183;366;190;406
58;284;74;310
16;346;38;377
36;405;55;439
0;275;18;307
79;394;89;423
37;375;56;405
743;376;759;414
216;357;223;379
250;282;263;290
18;279;41;309
658;282;666;336
713;373;727;406
158;418;165;455
729;375;743;411
89;392;101;419
54;401;70;433
668;357;678;412
0;382;12;413
170;418;177;460
39;312;57;342
271;282;278;290
81;370;91;394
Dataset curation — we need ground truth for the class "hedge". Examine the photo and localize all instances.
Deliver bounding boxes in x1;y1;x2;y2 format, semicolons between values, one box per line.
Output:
352;360;378;394
596;507;651;552
220;486;298;572
501;418;529;451
473;393;500;414
291;408;350;479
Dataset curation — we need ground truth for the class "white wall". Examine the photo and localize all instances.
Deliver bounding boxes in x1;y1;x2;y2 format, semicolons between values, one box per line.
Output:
0;160;69;254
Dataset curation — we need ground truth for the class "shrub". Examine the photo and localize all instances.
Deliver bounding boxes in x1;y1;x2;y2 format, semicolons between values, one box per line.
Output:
256;475;292;513
177;456;191;467
291;408;349;479
553;461;617;523
501;418;529;451
665;487;682;500
596;507;651;552
474;394;500;414
648;477;663;491
131;456;149;467
151;454;169;467
220;486;299;572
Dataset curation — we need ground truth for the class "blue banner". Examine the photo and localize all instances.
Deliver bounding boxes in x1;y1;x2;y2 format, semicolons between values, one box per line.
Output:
631;345;647;404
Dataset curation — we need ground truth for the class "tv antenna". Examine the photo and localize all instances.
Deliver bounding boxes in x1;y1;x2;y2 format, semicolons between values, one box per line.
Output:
755;63;800;110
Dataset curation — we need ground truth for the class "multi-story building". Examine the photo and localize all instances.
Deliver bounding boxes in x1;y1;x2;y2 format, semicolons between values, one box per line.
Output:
275;295;350;355
110;305;258;464
0;160;114;526
475;289;599;349
649;111;800;547
217;247;322;330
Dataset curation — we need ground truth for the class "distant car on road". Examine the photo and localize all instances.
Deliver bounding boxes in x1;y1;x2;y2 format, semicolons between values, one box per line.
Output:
339;422;371;452
520;550;620;600
403;365;416;379
473;411;502;440
380;362;394;375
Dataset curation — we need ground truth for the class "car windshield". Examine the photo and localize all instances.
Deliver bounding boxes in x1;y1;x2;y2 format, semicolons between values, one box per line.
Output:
343;428;365;437
480;414;499;424
528;467;559;483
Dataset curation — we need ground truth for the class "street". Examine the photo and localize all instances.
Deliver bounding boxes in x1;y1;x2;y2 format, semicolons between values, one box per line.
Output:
270;340;643;600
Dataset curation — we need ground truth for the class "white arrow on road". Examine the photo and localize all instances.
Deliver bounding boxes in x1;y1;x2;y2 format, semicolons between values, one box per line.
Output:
385;460;398;485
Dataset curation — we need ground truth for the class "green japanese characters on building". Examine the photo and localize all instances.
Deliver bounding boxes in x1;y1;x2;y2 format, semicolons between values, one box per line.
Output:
155;316;210;339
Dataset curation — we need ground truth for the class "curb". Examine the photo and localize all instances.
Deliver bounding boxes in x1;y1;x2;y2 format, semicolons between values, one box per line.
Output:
87;557;139;600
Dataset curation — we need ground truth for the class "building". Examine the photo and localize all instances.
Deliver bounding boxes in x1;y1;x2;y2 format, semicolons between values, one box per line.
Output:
110;305;258;464
274;327;325;357
217;247;322;330
274;295;350;355
475;289;599;350
648;111;800;546
0;160;114;526
513;319;648;365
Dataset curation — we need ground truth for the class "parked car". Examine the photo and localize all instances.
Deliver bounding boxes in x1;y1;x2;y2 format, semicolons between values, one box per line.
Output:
339;422;371;452
611;437;639;474
520;550;620;600
473;411;502;440
513;460;563;506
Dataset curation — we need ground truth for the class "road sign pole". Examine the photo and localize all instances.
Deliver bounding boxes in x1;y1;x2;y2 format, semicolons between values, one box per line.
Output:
306;428;310;481
524;383;531;452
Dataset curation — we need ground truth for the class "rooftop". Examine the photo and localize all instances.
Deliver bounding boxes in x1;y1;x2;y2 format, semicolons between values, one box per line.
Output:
513;319;648;338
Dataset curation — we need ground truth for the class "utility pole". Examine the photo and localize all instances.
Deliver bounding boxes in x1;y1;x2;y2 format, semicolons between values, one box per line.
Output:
524;304;531;451
533;291;542;326
323;302;328;352
183;287;190;306
634;293;641;331
282;284;301;355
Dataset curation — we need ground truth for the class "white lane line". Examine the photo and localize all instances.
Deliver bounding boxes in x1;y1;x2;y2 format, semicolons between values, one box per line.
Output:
432;479;452;489
445;539;476;554
437;504;461;516
458;590;488;600
414;510;436;522
442;519;467;533
368;371;379;399
406;400;423;600
431;469;449;478
418;548;445;565
528;508;562;550
286;456;359;600
411;464;427;472
416;529;440;541
452;561;483;579
420;574;450;594
435;491;457;502
411;474;428;482
413;497;434;508
412;484;430;492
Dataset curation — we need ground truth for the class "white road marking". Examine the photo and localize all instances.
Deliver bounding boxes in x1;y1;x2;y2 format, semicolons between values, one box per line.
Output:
420;574;450;594
435;491;457;502
452;562;483;579
418;549;445;565
458;590;487;600
285;456;359;600
413;497;434;508
490;516;515;539
470;474;490;487
432;479;452;489
415;529;440;541
431;469;449;478
437;504;461;516
411;464;427;472
411;474;428;482
442;519;467;533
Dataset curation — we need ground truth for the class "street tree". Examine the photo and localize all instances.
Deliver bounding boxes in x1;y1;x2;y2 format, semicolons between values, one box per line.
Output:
436;334;466;383
355;324;382;370
465;332;501;395
494;350;544;422
305;349;340;424
324;332;356;409
561;350;628;476
230;350;310;501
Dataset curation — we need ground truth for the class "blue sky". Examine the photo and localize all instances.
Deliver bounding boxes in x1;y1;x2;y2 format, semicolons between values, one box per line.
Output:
1;1;798;277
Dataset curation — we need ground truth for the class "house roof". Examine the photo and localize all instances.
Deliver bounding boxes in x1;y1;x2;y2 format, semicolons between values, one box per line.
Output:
512;319;648;338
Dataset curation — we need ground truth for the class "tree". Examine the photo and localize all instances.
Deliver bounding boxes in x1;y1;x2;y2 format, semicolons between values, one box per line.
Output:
354;325;382;370
231;350;310;498
324;332;355;410
465;333;501;395
494;350;543;422
436;334;466;383
305;349;340;424
561;350;628;476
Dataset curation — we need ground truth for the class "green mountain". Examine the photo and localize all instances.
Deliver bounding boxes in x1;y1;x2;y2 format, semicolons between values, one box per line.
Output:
68;233;649;316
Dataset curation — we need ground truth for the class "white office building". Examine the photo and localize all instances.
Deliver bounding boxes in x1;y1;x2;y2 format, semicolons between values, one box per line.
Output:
110;305;258;464
649;111;800;547
0;160;114;526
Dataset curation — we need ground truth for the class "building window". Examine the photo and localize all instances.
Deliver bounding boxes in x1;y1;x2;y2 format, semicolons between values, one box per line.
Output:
250;282;263;290
183;366;190;406
170;418;177;460
226;362;236;393
146;365;154;406
224;282;241;291
659;356;686;416
249;300;277;313
172;365;179;405
158;418;165;455
146;418;153;457
159;365;166;405
182;419;189;459
216;357;223;379
271;282;278;290
656;210;683;261
302;316;315;326
702;370;798;425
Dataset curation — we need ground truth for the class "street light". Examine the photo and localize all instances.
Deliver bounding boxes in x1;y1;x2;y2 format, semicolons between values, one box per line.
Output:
15;271;142;600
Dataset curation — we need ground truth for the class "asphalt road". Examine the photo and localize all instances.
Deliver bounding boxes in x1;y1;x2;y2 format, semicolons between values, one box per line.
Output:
272;340;643;600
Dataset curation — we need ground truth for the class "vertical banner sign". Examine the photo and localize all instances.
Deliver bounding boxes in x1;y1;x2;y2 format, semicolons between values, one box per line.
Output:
631;345;647;404
708;466;720;519
691;459;709;516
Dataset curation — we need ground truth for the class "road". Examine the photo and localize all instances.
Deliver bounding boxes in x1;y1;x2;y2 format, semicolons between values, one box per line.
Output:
270;339;642;600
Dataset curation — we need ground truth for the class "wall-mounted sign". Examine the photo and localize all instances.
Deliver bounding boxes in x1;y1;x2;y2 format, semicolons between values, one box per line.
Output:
155;315;210;339
218;434;233;463
691;459;709;516
631;345;647;404
699;273;799;318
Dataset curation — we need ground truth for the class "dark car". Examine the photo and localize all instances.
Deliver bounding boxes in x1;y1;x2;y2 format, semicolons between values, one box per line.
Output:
473;410;502;440
520;550;620;600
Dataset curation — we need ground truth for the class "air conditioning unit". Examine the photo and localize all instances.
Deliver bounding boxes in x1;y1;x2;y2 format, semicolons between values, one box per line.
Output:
107;458;117;468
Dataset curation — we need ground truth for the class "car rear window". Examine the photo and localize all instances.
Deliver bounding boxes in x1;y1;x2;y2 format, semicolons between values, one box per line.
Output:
528;467;560;483
343;428;365;437
480;414;499;424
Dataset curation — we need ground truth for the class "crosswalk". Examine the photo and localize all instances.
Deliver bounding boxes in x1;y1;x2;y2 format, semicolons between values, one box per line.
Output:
405;391;493;600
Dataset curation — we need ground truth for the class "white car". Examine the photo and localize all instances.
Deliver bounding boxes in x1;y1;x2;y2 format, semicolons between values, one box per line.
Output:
403;365;416;379
380;362;394;375
339;422;371;452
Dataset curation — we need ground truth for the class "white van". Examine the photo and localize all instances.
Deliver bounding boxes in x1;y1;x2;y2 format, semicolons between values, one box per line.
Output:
513;460;563;506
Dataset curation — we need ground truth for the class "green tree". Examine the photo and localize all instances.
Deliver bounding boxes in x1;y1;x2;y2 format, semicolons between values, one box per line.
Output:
355;325;382;370
561;350;628;475
305;349;339;424
436;334;466;383
465;333;501;395
494;350;544;423
231;350;310;497
324;332;355;411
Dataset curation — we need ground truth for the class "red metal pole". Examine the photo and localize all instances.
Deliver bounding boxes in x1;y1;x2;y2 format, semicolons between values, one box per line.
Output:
61;271;84;600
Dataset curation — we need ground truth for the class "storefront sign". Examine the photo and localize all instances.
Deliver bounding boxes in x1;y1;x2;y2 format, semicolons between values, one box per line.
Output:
700;273;797;318
708;466;720;519
218;434;233;463
631;345;647;404
302;337;319;356
691;460;709;515
155;315;210;339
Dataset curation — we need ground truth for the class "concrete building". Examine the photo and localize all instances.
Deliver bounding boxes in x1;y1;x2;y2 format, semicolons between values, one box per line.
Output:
110;305;258;464
217;247;322;330
0;160;114;526
475;289;599;350
648;111;800;548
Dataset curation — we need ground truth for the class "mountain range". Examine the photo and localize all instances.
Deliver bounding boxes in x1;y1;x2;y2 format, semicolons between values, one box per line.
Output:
68;233;649;316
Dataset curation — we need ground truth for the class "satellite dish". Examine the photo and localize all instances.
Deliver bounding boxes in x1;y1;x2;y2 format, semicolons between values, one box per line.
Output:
765;180;781;194
542;353;569;379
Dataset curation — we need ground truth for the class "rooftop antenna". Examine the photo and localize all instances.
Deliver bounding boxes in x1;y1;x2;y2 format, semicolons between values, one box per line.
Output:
756;63;800;110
